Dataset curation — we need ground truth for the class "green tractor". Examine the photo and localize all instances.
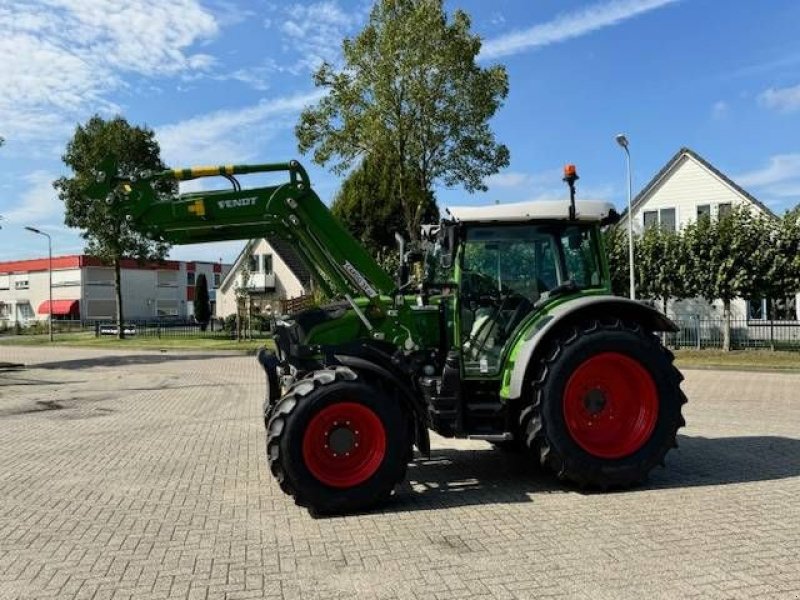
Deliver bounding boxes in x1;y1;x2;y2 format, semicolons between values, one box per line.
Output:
87;159;686;514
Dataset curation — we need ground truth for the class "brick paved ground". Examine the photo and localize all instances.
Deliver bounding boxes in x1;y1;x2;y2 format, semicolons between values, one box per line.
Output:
0;345;798;600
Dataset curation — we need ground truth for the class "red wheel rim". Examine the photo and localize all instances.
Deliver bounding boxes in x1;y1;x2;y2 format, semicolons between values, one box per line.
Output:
302;402;386;488
562;352;659;459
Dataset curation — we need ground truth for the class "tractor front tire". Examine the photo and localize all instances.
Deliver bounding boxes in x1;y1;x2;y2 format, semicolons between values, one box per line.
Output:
522;319;686;488
266;367;412;515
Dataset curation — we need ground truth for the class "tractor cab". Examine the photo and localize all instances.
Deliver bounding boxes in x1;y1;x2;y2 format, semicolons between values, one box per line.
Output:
427;197;619;378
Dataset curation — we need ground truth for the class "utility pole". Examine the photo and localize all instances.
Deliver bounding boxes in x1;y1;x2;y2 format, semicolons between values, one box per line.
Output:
25;226;53;342
615;134;636;300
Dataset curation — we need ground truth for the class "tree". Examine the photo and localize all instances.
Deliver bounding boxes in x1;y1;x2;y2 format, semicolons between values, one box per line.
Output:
54;115;172;339
331;154;438;253
683;206;770;351
297;0;509;240
234;261;252;342
762;212;800;325
636;225;688;314
603;226;634;297
193;273;212;331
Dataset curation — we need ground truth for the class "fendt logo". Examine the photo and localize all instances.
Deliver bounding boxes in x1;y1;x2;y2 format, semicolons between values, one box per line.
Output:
217;197;258;209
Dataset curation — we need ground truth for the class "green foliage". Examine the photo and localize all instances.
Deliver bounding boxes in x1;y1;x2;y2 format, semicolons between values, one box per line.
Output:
193;273;212;330
54;115;173;336
636;226;688;312
297;0;509;239
764;212;800;318
682;206;769;305
55;116;172;263
331;155;437;250
222;314;238;332
682;207;776;350
603;226;632;297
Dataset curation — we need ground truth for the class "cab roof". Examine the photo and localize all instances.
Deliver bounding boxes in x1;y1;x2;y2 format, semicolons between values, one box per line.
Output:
446;199;616;223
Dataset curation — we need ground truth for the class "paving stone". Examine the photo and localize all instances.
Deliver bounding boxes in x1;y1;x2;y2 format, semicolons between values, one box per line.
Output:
0;346;798;599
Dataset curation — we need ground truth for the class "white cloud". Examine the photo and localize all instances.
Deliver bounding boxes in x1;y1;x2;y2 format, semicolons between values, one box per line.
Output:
0;0;219;143
3;171;62;225
274;1;365;74
736;154;800;189
486;169;564;190
712;100;729;119
524;183;616;203
736;154;800;206
486;172;532;188
481;0;680;60
156;90;325;165
758;84;800;113
490;13;507;27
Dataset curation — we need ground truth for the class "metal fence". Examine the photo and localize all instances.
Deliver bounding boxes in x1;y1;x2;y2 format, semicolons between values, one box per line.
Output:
1;319;272;340
670;317;800;350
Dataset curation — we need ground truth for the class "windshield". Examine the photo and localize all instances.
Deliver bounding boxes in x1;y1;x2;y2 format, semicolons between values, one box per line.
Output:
459;224;602;376
461;224;601;301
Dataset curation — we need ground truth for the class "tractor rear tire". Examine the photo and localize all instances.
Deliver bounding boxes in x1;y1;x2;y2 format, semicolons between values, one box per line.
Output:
266;366;412;515
521;318;686;489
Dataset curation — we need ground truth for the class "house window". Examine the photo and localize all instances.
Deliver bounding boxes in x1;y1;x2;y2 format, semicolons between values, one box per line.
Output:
16;302;34;320
213;273;221;288
157;271;177;287
659;208;676;233
643;208;676;232
263;254;273;274
187;271;196;286
718;203;732;219
0;303;10;319
697;204;711;220
747;299;767;321
15;279;29;290
769;296;798;321
156;300;179;317
247;255;258;272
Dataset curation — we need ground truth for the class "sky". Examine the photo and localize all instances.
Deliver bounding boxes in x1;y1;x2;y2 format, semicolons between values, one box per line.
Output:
1;0;800;264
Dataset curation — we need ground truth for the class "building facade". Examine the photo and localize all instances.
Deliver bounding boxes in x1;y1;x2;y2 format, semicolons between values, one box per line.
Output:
0;255;230;325
618;147;797;321
216;238;312;318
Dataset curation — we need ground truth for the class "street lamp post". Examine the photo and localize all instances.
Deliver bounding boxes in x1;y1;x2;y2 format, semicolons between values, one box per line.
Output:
615;134;636;300
25;226;53;342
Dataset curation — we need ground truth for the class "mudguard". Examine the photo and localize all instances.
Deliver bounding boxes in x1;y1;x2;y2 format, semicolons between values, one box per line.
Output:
333;354;431;456
501;295;677;401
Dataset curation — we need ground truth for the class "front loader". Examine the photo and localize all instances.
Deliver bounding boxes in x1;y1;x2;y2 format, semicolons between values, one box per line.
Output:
87;158;686;514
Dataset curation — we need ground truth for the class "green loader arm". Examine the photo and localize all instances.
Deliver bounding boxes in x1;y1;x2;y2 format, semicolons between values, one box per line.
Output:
86;158;396;300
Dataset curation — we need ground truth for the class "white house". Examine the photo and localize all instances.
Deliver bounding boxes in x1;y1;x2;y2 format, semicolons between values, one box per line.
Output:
215;238;312;318
618;147;797;321
0;255;230;326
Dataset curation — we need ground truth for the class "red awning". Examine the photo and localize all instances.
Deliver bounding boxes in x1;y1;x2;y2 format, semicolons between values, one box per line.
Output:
37;300;79;316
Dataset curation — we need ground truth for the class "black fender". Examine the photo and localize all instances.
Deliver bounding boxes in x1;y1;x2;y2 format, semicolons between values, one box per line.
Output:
505;295;677;400
257;347;281;405
333;354;431;456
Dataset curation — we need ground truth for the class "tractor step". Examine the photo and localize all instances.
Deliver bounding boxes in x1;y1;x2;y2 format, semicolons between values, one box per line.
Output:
468;433;514;442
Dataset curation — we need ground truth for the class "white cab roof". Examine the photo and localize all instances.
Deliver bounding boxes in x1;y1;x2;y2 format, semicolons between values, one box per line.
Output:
446;199;616;223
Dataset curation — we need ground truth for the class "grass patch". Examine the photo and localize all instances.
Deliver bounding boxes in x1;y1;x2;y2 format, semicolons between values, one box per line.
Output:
0;332;273;353
674;349;800;372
